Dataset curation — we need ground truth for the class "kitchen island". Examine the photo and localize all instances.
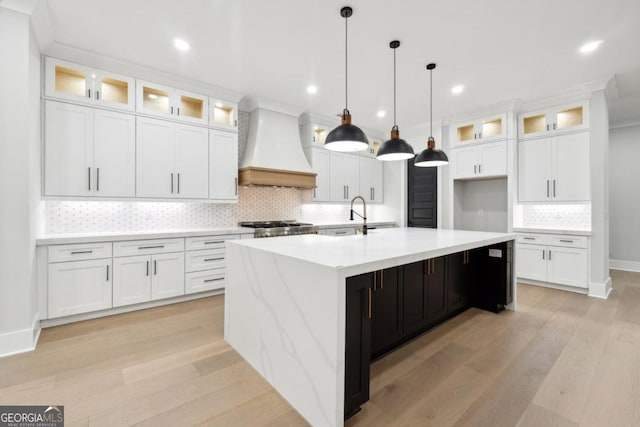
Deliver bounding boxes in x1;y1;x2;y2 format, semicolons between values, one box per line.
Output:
224;228;515;427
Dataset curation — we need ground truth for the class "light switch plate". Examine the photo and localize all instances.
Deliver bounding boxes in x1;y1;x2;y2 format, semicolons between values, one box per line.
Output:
489;249;502;258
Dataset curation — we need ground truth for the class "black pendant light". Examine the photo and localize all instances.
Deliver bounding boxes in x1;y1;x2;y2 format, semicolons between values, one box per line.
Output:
415;63;449;167
377;40;415;161
325;6;369;152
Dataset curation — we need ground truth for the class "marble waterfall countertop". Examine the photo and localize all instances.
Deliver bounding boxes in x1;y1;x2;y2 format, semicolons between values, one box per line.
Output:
229;227;515;276
224;227;515;427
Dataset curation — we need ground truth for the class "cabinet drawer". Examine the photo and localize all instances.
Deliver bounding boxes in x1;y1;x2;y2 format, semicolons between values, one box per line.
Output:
516;234;547;245
549;235;588;249
48;242;112;263
185;270;225;294
185;249;226;272
324;227;356;236
185;234;239;251
113;238;184;257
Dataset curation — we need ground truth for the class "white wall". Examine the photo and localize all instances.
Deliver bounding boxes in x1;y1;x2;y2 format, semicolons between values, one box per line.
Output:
609;124;640;270
454;179;508;232
0;6;41;356
589;90;611;297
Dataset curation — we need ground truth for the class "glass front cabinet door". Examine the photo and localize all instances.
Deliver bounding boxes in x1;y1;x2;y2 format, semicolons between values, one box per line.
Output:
209;98;238;131
452;113;507;146
45;58;135;111
137;80;208;125
518;101;589;139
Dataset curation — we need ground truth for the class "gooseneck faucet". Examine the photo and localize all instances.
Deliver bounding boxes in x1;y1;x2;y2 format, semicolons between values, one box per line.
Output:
350;196;368;235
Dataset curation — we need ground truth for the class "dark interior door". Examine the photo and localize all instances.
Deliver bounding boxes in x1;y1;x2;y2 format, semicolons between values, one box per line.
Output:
407;159;437;228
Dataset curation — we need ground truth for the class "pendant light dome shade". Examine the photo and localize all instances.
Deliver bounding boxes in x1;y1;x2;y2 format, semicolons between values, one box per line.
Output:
415;63;449;167
325;109;370;152
377;40;415;161
325;6;369;153
414;136;449;166
377;126;415;160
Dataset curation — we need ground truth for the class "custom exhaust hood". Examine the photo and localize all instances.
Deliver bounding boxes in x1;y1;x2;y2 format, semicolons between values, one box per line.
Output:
238;97;316;189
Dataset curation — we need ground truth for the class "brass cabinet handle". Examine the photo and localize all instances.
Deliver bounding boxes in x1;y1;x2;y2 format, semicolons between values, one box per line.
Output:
381;271;384;289
367;287;372;319
373;271;377;290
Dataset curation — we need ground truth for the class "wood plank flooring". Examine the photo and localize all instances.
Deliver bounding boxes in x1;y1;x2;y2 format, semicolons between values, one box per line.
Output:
1;270;640;426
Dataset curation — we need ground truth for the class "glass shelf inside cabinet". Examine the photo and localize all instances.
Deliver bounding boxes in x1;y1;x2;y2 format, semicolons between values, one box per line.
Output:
181;95;204;119
523;114;546;135
212;102;234;126
55;66;86;97
481;118;502;138
313;126;328;144
99;77;129;105
143;87;170;113
457;124;475;142
556;106;583;129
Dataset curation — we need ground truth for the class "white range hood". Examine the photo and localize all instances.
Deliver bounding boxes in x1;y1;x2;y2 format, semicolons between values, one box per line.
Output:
238;97;316;189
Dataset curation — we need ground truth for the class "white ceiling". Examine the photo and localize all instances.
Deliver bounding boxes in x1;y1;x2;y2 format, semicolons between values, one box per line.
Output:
39;0;640;131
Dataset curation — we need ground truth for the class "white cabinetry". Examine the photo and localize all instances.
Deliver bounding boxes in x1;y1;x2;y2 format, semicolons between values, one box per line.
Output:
359;157;383;203
136;117;208;199
451;113;506;146
516;233;588;289
330;152;359;201
306;147;331;202
209;130;238;201
518;101;589;139
45;58;135;111
518;132;590;202
184;234;239;294
47;244;113;319
209;98;238;130
452;140;507;179
112;239;186;307
136;80;208;125
45;101;135;197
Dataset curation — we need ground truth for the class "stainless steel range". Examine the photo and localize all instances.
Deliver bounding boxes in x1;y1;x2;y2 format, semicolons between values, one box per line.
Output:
239;221;319;238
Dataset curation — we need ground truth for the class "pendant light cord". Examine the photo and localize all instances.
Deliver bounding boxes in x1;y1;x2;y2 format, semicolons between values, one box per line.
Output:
344;14;348;112
393;46;397;128
429;67;433;138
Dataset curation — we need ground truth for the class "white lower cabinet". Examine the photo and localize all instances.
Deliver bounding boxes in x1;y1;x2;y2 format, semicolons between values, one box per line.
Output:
48;258;112;318
112;252;185;307
112;255;152;307
516;233;588;289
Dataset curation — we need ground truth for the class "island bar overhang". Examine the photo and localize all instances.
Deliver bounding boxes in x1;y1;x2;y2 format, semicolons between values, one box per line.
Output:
224;228;516;427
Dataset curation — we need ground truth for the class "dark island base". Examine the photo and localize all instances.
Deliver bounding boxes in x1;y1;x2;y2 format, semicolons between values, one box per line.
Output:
344;240;514;419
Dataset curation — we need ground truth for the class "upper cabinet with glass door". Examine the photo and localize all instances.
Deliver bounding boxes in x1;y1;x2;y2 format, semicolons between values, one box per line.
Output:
451;113;507;146
136;80;208;125
209;98;238;131
45;58;135;112
518;100;589;139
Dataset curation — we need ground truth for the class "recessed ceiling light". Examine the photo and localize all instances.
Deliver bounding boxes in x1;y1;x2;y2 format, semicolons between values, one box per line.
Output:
307;85;318;94
451;85;464;94
376;110;386;118
148;94;158;99
173;38;190;51
580;40;602;54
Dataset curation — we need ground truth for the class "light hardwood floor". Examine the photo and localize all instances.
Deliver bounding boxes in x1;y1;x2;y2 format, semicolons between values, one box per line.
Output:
1;270;639;426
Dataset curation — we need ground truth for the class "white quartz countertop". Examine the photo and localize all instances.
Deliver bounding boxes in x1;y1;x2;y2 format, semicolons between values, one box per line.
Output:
36;227;254;245
513;227;592;236
228;227;515;271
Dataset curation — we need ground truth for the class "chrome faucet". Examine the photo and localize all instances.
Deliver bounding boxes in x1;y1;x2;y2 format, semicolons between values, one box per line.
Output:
350;196;367;235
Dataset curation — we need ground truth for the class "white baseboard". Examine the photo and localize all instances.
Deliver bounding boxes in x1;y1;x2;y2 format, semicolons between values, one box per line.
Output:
610;259;640;273
589;276;613;299
517;278;588;295
0;313;40;358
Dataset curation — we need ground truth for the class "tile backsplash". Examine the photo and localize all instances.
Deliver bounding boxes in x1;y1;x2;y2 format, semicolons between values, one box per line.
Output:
513;203;591;230
44;188;389;233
